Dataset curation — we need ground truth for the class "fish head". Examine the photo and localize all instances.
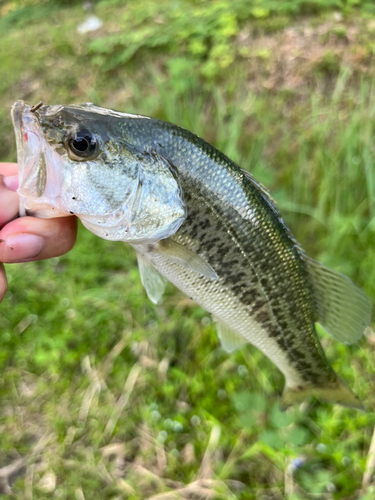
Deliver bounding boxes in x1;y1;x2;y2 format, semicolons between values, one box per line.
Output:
11;100;186;243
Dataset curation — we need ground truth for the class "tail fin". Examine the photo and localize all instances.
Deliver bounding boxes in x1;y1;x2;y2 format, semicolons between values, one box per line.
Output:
281;377;364;410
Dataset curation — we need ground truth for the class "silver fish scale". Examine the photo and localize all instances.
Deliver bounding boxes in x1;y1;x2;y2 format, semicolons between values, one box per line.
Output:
124;118;337;387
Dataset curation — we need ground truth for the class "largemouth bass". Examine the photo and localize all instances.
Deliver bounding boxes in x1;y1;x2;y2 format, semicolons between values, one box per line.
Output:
11;100;371;408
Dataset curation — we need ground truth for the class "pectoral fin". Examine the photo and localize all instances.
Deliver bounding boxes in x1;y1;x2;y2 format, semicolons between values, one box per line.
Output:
213;316;247;352
137;253;168;304
156;239;218;280
305;256;371;344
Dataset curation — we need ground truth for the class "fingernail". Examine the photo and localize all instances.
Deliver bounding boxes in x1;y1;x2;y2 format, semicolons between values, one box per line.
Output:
3;175;19;191
3;234;44;262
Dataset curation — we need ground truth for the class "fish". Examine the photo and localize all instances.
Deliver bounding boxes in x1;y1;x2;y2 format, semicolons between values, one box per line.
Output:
11;100;372;409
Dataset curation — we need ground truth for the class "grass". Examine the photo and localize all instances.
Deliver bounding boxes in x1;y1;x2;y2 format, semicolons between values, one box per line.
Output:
0;1;375;499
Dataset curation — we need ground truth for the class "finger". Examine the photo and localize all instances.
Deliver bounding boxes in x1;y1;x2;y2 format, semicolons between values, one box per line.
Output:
0;164;19;230
0;216;77;263
0;185;19;228
0;263;7;303
0;163;18;177
0;163;19;191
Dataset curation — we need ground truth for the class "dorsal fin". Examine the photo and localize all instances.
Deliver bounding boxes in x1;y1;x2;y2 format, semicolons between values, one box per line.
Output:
305;256;371;344
137;253;167;304
240;167;303;247
240;168;278;206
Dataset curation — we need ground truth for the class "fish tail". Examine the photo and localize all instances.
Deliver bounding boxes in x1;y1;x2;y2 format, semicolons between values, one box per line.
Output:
281;377;364;410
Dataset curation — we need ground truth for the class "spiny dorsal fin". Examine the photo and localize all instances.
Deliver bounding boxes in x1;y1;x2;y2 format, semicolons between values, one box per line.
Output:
241;167;303;248
156;238;218;280
213;316;247;352
240;168;278;206
305;256;371;345
137;253;167;304
240;168;280;211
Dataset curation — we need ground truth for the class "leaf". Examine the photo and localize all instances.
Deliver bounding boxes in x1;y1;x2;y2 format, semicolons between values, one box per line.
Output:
232;392;267;412
232;391;253;411
238;412;256;428
259;430;284;450
269;405;294;429
286;426;311;446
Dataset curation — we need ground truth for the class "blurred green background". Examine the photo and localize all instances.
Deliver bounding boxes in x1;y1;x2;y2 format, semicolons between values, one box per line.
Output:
1;0;375;498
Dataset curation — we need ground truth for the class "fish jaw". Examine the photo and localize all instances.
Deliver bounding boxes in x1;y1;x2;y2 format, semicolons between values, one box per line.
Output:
11;100;71;218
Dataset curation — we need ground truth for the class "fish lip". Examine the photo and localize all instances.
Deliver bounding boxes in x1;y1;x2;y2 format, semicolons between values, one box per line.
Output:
11;100;41;191
11;100;70;218
11;100;26;166
11;100;42;214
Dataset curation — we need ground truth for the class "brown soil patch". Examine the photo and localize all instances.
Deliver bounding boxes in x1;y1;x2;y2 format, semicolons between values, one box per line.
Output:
238;16;375;92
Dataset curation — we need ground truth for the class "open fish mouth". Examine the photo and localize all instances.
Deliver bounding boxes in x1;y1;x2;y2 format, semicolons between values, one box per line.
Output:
11;100;69;218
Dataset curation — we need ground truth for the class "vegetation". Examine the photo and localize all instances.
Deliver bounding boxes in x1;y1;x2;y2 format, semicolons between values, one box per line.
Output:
0;0;375;498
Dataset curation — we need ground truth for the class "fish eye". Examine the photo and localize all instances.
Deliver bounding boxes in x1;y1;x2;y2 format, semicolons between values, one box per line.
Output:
68;129;98;158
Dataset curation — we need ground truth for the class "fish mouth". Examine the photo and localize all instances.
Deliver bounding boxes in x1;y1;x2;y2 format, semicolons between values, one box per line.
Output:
11;100;42;202
11;100;69;218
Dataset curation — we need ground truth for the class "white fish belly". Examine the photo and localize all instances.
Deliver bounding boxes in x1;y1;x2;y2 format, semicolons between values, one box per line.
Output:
137;245;305;388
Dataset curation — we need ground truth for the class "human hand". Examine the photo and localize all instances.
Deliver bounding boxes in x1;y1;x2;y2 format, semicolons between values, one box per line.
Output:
0;163;77;303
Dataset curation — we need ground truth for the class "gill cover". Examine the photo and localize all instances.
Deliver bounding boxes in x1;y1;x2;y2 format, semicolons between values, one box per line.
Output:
79;150;186;243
